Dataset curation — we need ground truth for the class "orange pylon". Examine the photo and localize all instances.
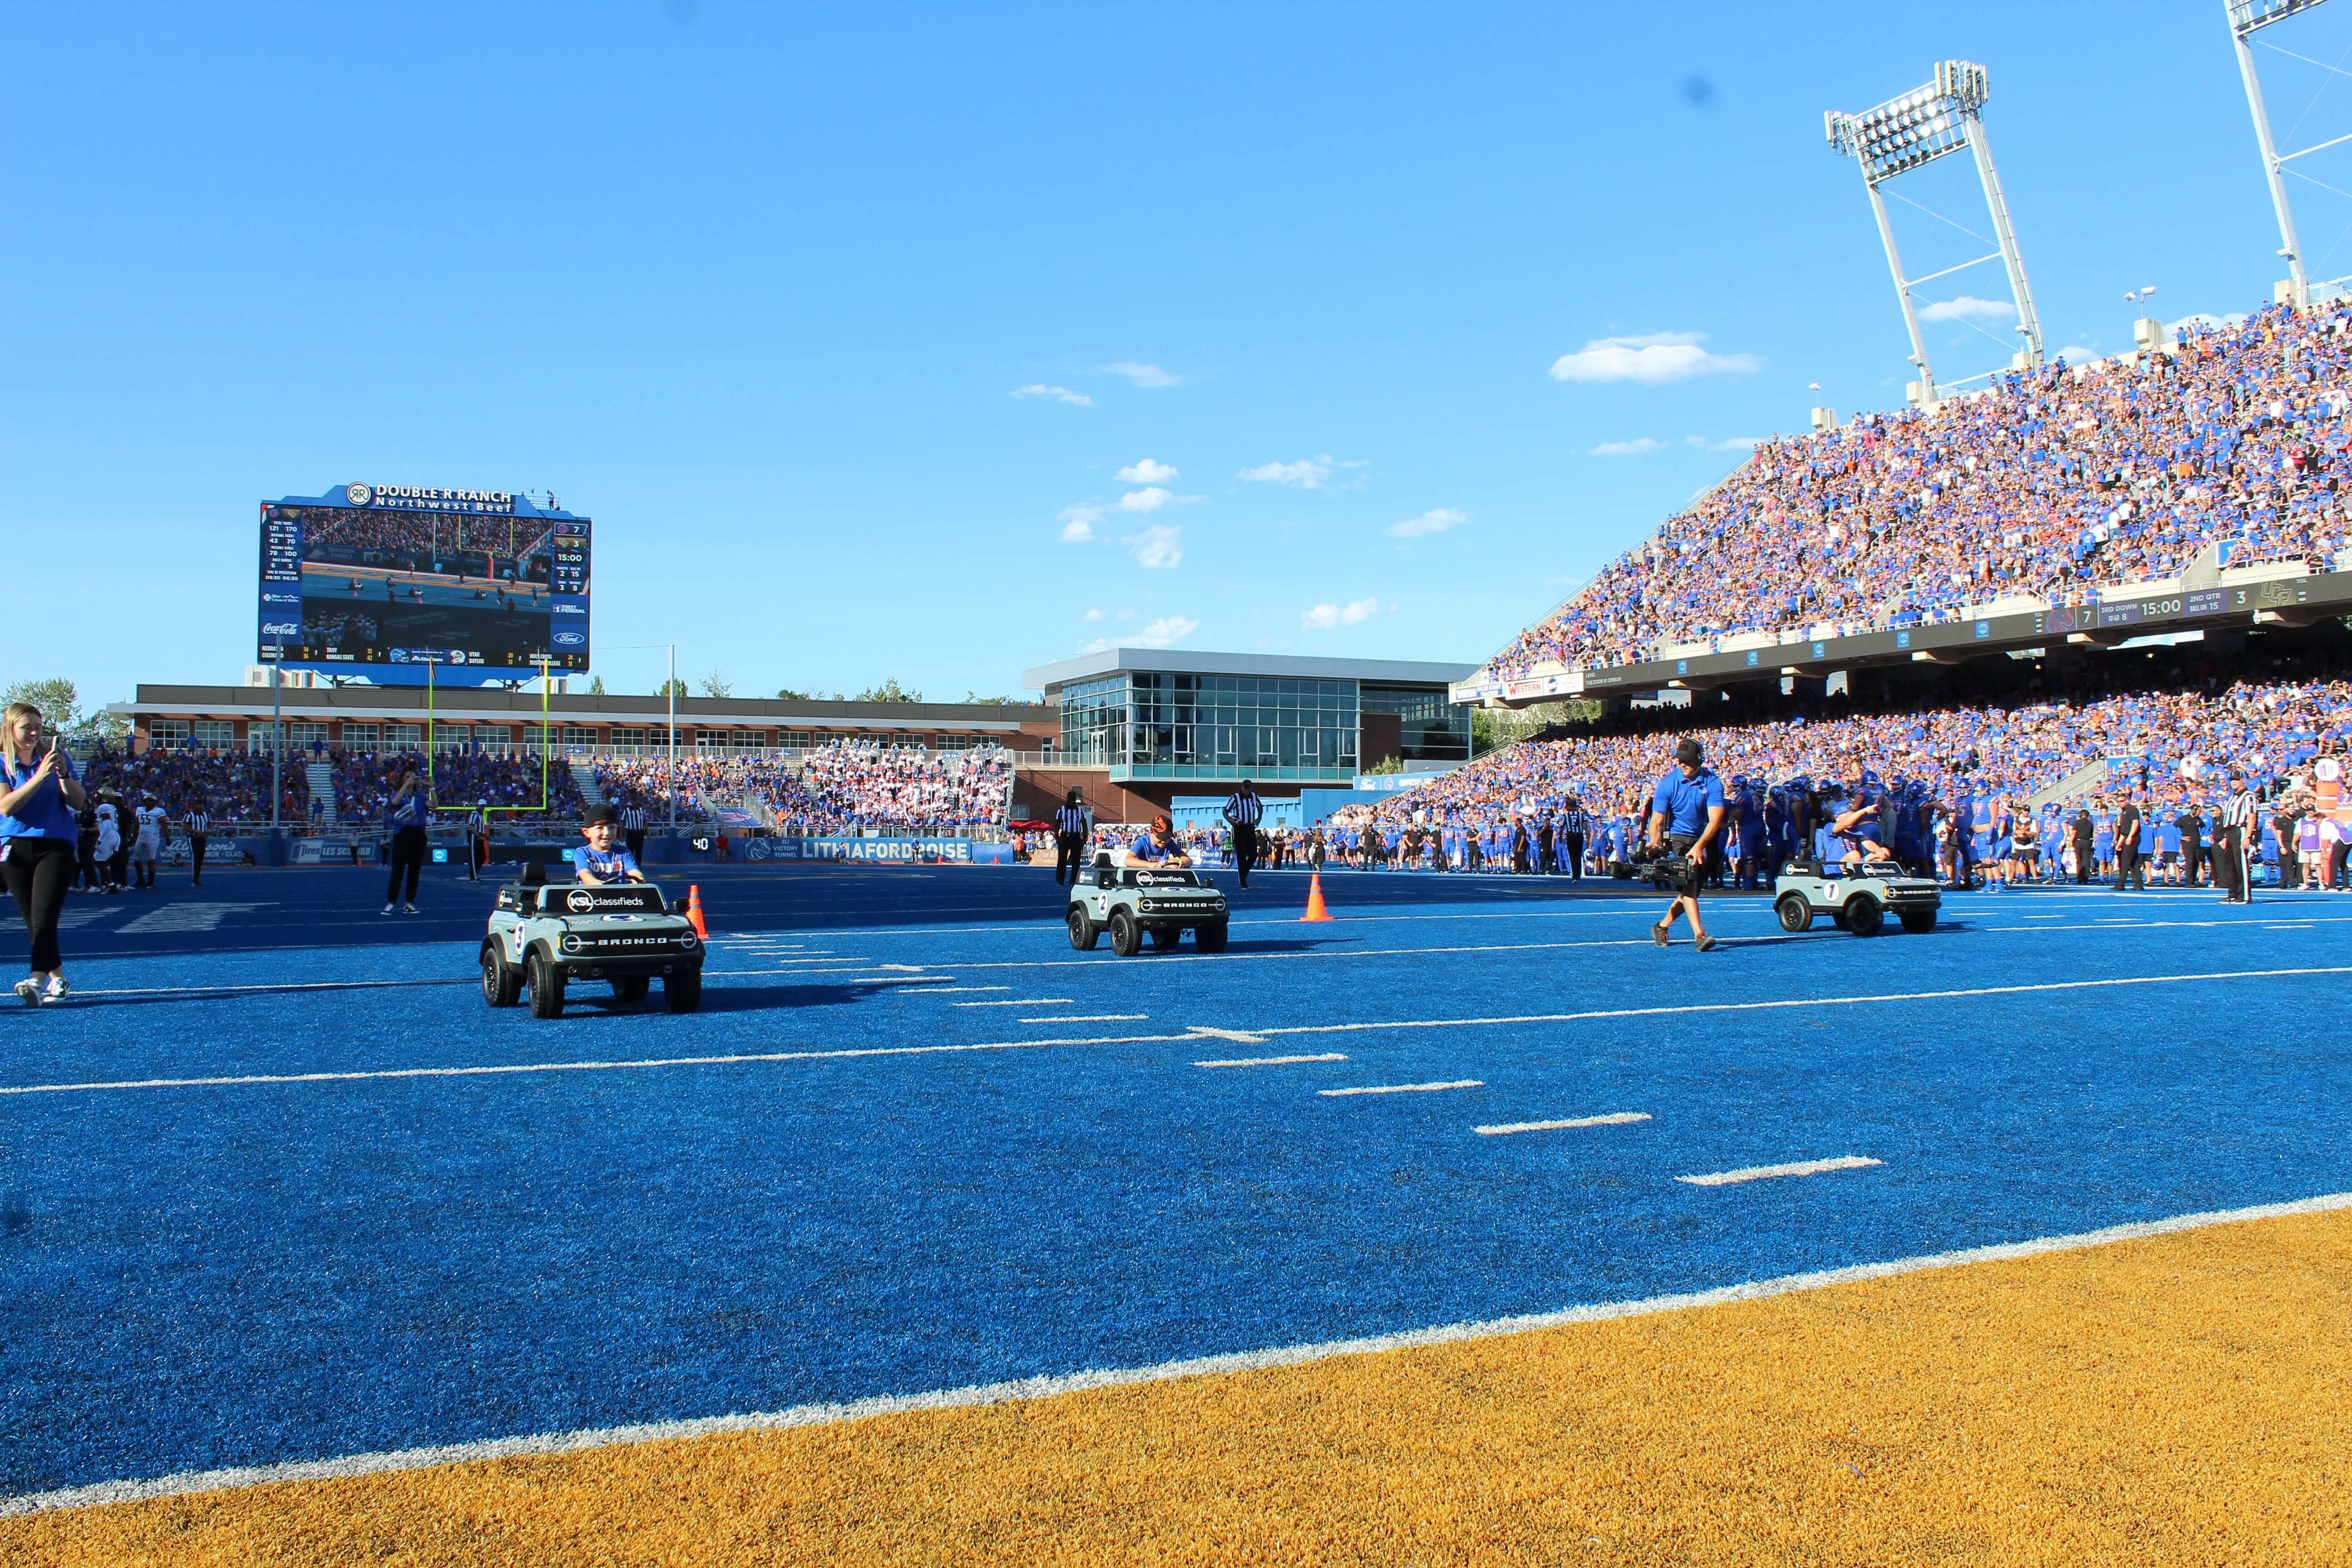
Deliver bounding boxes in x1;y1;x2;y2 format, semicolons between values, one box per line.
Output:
686;883;710;939
1301;872;1333;922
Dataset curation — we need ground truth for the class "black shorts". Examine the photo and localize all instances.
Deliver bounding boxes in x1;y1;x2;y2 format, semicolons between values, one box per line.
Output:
1669;833;1704;897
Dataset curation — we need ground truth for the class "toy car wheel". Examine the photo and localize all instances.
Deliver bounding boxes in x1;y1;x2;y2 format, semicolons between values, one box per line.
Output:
664;971;702;1014
481;944;521;1007
1194;921;1228;952
1774;894;1812;933
1841;893;1883;936
1108;907;1142;957
613;975;651;1002
527;950;566;1017
1067;906;1100;951
1899;910;1937;935
1149;927;1181;951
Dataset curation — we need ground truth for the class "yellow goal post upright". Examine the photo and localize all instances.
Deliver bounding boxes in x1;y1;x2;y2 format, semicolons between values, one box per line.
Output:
423;655;562;828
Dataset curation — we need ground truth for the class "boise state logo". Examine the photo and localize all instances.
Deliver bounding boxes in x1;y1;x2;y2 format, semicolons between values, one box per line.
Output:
346;483;374;506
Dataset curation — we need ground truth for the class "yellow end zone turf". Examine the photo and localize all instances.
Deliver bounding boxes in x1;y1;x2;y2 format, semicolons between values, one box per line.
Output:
10;1207;2348;1567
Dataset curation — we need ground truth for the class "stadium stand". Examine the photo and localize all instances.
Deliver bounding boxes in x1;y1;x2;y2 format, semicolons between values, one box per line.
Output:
592;742;1010;834
1481;301;2352;681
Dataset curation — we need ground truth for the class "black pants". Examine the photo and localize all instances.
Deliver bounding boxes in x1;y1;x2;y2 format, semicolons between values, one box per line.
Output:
77;833;99;890
386;825;428;905
2073;844;2092;885
1054;833;1086;886
2114;842;2140;891
107;848;129;890
190;835;208;883
1561;833;1584;882
1232;824;1258;886
2;837;75;973
2213;826;2245;900
625;829;646;863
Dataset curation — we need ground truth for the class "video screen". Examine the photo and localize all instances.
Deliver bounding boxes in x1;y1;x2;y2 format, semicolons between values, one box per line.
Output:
258;501;590;672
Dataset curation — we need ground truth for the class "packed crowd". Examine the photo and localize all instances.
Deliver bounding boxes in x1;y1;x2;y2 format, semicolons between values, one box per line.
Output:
296;507;554;582
761;741;1014;834
1313;676;2350;884
75;746;302;824
594;755;798;823
1487;299;2352;678
330;749;585;824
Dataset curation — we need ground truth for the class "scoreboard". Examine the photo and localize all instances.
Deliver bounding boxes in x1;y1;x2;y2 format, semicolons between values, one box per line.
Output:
257;482;592;686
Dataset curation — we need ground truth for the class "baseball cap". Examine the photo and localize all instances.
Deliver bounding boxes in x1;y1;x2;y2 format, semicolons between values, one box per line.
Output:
584;805;617;828
1675;738;1704;768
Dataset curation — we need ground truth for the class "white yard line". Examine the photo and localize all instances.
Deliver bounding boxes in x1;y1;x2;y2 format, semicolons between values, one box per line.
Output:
1319;1080;1483;1098
1020;1014;1145;1024
953;998;1074;1007
18;1191;2344;1519
1194;1054;1348;1068
898;986;1009;995
1476;1112;1650;1135
1677;1155;1883;1186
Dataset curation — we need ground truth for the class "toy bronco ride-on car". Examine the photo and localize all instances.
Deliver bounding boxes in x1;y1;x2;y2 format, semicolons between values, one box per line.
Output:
482;874;705;1016
1771;858;1942;936
1068;854;1230;955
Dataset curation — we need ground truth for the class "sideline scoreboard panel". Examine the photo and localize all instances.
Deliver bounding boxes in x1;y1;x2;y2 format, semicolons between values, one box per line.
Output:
258;482;591;685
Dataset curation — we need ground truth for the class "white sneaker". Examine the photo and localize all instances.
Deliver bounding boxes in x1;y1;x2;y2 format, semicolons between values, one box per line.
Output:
43;976;68;1003
382;903;396;915
13;978;39;1008
402;903;419;915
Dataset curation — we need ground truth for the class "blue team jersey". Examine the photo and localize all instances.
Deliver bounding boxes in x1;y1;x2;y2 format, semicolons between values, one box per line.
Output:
1130;832;1179;861
1650;768;1725;837
577;842;640;880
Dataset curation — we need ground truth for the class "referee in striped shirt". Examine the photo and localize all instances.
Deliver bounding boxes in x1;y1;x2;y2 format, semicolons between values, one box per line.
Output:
620;802;649;864
1224;779;1264;889
185;806;211;887
1559;796;1589;884
2217;773;2257;905
1051;789;1092;887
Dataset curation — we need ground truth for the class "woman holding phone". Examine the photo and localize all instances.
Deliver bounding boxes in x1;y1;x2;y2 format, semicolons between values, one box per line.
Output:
0;701;90;1005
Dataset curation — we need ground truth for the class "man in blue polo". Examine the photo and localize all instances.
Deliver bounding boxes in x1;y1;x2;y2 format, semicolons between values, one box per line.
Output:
1647;736;1726;953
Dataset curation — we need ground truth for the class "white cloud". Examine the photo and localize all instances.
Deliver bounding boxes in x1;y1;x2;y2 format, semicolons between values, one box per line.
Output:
1684;434;1762;452
1301;597;1382;630
1240;456;1333;488
1590;437;1667;456
1102;361;1181;388
1385;507;1468;539
1083;608;1104;622
2052;344;2104;365
1549;331;1760;384
1135;614;1197;646
1015;383;1093;406
1919;295;2015;322
1125;524;1183;568
1115;457;1178;483
2169;312;2245;334
1117;486;1173;513
1057;502;1103;542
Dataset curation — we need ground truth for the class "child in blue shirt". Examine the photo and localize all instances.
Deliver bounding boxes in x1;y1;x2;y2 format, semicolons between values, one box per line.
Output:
576;806;646;885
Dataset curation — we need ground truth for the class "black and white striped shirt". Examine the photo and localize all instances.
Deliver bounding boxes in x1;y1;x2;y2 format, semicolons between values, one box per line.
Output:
186;810;211;835
1053;803;1090;838
2221;789;2257;832
1224;790;1263;828
620;804;648;832
1559;805;1589;836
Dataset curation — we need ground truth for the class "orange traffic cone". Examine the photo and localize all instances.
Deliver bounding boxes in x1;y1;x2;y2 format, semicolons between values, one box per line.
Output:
686;883;709;940
1301;872;1333;922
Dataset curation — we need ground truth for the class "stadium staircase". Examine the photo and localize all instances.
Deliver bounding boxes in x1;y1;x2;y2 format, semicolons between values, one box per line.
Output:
2027;757;2116;812
571;761;606;812
304;760;337;825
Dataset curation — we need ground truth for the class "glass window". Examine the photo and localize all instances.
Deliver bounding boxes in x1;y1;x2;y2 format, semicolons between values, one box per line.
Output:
193;720;236;748
147;720;190;749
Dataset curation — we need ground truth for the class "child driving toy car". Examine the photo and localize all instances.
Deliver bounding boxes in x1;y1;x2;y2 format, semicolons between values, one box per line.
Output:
576;805;647;885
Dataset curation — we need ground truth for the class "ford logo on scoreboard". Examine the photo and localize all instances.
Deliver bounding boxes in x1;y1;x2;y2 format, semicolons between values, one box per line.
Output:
552;631;585;647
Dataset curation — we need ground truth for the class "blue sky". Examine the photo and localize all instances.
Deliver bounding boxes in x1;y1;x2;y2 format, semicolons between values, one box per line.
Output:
9;1;2352;704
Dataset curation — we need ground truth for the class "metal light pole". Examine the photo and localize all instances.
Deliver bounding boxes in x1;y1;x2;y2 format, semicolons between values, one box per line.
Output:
2226;0;2317;309
269;658;282;839
1828;61;2045;404
666;642;676;834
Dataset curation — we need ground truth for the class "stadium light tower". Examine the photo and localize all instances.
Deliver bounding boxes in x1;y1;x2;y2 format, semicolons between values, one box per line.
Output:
1827;61;2045;407
2225;0;2334;309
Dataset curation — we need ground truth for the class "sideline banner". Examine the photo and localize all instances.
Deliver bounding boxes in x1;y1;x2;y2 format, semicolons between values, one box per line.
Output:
743;837;981;864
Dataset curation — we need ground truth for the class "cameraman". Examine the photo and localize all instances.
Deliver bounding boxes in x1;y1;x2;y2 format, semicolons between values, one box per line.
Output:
1647;737;1725;953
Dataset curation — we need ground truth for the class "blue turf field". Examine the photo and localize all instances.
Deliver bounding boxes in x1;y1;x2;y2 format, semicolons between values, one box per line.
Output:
2;862;2347;1499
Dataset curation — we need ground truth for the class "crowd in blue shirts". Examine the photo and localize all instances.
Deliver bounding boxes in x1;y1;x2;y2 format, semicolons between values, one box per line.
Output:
1486;298;2352;679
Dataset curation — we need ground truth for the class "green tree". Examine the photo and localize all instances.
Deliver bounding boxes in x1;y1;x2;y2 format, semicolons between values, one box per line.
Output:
699;671;734;699
657;677;690;698
963;691;1020;705
778;686;843;701
588;676;608;696
4;677;80;733
1364;753;1404;775
853;678;922;704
